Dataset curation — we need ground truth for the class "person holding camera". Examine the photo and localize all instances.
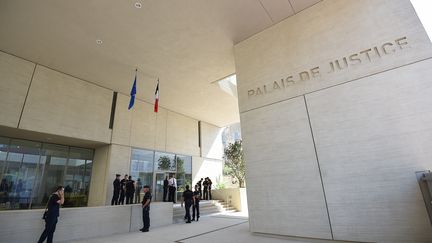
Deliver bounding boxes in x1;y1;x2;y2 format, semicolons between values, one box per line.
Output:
38;185;64;243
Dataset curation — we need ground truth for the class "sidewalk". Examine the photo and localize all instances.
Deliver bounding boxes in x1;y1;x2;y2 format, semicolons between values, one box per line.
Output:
61;214;318;243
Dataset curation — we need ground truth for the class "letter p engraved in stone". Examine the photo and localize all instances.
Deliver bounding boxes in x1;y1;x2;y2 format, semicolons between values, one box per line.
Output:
247;89;255;98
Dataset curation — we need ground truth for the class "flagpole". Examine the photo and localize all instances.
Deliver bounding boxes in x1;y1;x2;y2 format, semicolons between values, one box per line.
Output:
153;109;158;150
128;69;137;148
153;78;159;150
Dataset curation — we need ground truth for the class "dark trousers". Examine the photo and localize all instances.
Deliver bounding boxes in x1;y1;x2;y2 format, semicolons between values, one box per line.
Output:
168;187;176;203
142;206;150;230
37;218;57;243
192;202;200;220
111;191;119;205
184;200;192;222
203;189;208;200
209;189;212;200
163;187;168;202
119;191;125;205
126;192;134;204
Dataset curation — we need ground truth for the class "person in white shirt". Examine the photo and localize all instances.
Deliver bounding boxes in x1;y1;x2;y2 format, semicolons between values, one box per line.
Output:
168;175;177;203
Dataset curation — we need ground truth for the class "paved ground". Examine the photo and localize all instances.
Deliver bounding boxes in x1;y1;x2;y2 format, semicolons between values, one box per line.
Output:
61;213;325;243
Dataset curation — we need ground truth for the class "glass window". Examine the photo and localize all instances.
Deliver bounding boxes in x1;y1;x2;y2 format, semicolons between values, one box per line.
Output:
0;137;94;210
3;139;41;209
32;143;68;208
84;160;92;196
131;149;154;189
130;149;193;202
175;155;192;201
64;147;93;207
155;152;176;171
0;137;9;184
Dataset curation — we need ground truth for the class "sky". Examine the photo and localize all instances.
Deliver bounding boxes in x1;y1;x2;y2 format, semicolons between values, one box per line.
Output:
410;0;432;41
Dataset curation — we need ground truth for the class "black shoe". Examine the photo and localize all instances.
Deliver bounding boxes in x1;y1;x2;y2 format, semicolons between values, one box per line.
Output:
197;217;199;222
186;221;191;223
141;229;149;232
191;218;195;221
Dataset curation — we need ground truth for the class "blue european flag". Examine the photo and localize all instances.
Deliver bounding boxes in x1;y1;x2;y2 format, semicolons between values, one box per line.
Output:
128;74;137;110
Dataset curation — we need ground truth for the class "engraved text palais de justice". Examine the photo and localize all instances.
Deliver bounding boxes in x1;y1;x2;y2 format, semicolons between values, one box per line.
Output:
247;36;409;98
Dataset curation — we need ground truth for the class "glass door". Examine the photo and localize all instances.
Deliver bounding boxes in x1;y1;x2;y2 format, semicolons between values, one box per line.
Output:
154;172;168;202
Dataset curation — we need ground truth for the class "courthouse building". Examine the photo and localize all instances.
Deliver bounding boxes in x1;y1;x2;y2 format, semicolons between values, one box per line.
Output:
0;0;432;242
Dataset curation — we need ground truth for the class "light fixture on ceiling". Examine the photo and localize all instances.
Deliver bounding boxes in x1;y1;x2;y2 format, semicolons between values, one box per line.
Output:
135;2;142;8
96;39;103;45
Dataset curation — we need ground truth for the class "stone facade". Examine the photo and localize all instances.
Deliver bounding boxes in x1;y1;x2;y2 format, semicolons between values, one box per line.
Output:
234;0;432;242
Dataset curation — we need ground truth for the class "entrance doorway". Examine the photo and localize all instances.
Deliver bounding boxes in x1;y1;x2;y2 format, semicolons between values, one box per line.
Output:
154;172;174;202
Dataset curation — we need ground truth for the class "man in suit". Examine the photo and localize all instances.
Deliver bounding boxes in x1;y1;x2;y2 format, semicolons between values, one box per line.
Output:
168;175;177;203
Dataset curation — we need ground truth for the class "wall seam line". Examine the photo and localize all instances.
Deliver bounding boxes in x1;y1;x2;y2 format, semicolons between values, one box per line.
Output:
258;0;275;23
287;0;295;13
0;49;220;127
17;64;37;128
174;221;248;242
303;95;334;240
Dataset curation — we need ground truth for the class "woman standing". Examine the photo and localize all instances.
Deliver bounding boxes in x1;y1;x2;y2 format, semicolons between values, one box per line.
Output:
38;185;64;243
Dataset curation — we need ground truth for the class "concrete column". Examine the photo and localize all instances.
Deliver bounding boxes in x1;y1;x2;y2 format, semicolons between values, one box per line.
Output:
88;144;131;206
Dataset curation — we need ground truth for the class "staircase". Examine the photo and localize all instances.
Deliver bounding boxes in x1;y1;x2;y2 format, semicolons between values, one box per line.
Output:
173;200;236;223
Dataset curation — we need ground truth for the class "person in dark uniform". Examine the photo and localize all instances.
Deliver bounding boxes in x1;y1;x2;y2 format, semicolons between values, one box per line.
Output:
125;176;135;204
111;174;121;205
37;185;64;243
181;185;194;223
192;185;200;221
119;174;128;205
140;185;152;232
207;177;213;200
202;178;208;200
197;178;203;198
163;176;169;202
0;178;9;206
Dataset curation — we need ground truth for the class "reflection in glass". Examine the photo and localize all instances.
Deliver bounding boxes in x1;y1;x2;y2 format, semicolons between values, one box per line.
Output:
0;136;94;210
131;149;154;190
84;160;92;196
130;149;192;202
35;143;68;208
0;137;8;197
4;140;41;209
155;152;176;171
64;148;93;207
175;155;192;202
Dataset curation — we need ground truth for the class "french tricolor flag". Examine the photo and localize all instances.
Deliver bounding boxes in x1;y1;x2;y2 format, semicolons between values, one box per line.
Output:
154;79;159;113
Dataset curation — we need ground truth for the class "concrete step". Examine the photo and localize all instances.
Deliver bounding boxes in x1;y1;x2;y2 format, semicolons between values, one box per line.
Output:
173;207;226;217
172;209;238;223
172;199;237;223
